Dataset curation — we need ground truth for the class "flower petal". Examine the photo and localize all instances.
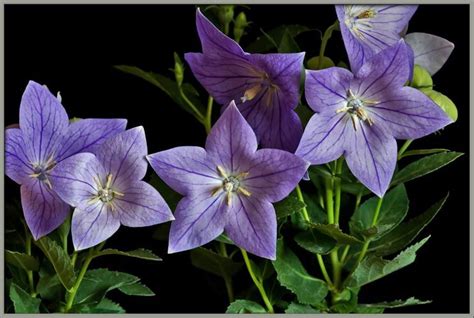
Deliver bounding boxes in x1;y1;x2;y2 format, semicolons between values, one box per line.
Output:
57;118;127;162
225;195;277;260
115;181;174;227
368;87;452;139
168;192;226;254
405;32;454;75
147;146;221;196
20;179;70;240
19;81;68;164
5;128;34;184
72;203;120;251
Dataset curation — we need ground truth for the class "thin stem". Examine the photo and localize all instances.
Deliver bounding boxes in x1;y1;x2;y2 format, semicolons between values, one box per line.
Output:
25;235;36;297
295;185;311;222
204;96;214;134
71;252;78;268
355;197;384;266
317;254;333;287
354;190;363;214
240;249;274;313
65;249;94;312
219;242;228;258
324;177;335;224
218;242;234;303
397;139;413;160
317;20;339;69
340;245;351;265
334;158;344;224
179;88;205;123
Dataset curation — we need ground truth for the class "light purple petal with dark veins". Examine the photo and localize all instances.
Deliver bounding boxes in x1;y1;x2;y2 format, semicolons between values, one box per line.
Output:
368;87;452;139
225;195;277;260
147;146;221;196
21;179;70;240
305;68;353;113
344;121;397;197
242;148;309;203
72;203;120;251
57;118;127;162
295;112;348;165
19;81;68;164
115;181;174;227
168;191;227;254
405;32;454;75
5;128;34;184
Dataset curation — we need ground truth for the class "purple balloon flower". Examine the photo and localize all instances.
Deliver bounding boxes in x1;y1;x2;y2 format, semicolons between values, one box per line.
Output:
147;102;309;259
185;8;305;152
296;41;452;197
50;127;174;250
5;81;127;240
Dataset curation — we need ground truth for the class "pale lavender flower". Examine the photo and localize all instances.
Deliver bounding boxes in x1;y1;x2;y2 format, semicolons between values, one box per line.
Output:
185;8;304;152
5;81;126;239
50;127;174;250
147;102;309;259
296;41;452;197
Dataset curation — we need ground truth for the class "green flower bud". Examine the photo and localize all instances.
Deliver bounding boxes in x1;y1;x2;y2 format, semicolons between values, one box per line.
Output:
173;52;184;87
411;64;433;89
421;88;458;122
217;5;234;30
233;12;248;43
307;56;335;70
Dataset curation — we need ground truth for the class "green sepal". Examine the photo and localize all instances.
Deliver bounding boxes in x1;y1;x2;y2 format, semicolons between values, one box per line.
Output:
190;247;242;279
226;299;267;313
9;282;41;313
307;56;335;70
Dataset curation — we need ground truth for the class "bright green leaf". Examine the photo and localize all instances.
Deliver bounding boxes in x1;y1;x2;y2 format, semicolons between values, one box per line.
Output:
9;282;41;313
226;299;267;313
5;250;39;272
190;247;242;279
309;223;363;245
307;56;335;70
118;282;155;296
285;302;320;313
275;191;306;219
92;248;161;261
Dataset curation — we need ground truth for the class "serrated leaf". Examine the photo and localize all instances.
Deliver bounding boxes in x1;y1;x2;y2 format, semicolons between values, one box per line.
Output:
309;223;363;245
226;299;267;313
92;248;161;261
275;191;306;219
285;302;320;313
278;28;301;53
294;229;336;255
190;247;242;279
272;239;328;306
246;24;310;53
291;192;327;230
37;273;63;301
346;236;430;288
307;56;335;70
9;282;41;313
118;282;155;296
35;236;76;291
399;148;450;159
78;298;126;313
359;297;431;309
5;250;39;272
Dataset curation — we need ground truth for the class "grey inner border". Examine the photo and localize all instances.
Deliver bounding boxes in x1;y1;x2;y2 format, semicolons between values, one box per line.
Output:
1;0;472;317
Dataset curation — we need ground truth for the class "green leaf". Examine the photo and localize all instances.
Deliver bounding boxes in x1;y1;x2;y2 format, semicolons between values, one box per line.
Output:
295;104;314;127
330;287;359;313
215;233;234;245
272;239;328;306
358;297;431;309
309;223;363;245
149;173;182;210
35;236;76;291
118;282;155;296
307;56;335;70
246;25;310;53
354;306;385;313
350;184;409;240
37;273;63;301
5;250;39;272
391;152;463;186
421;88;458;121
411;64;433;89
78;298;126;313
57;213;71;250
369;194;448;256
190;247;242;279
345;236;430;288
9;282;41;313
399;148;450;159
278;28;301;53
294;229;337;255
226;299;267;313
275;191;306;219
290;192;327;230
92;248;162;261
285;302;320;313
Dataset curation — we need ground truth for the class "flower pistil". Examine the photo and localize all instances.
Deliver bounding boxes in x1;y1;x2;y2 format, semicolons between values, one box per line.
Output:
211;165;251;205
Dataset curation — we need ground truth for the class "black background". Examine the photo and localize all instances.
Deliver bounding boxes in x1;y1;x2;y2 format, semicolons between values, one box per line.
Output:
5;4;469;313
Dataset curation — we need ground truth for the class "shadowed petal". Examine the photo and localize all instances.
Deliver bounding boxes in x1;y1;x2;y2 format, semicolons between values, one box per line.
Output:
57;118;127;162
147;146;221;196
405;32;454;75
5;128;34;184
72;203;120;251
115;181;174;227
19;81;69;163
368;87;452;139
21;179;70;240
168;192;227;254
225;195;277;260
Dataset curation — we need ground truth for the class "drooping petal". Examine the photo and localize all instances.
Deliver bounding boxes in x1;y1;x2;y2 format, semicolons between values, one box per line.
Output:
305;68;353;113
225;195;277;260
5;128;34;184
19;81;69;164
344;122;397;197
205;102;258;174
147;146;221;196
56;118;127;162
20;179;70;240
242;149;309;203
168;192;227;254
405;32;454;75
72;203;120;251
295;112;348;165
367;87;452;139
115;181;174;227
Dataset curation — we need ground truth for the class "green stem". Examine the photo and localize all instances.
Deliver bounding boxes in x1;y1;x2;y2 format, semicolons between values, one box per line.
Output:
340;245;350;265
218;242;235;303
204;96;214;134
25;235;36;297
397;139;413;160
71;252;78;269
317;20;339;69
179;88;205;123
295;185;311;223
355;197;384;265
324;177;335;224
334;158;344;224
240;249;274;313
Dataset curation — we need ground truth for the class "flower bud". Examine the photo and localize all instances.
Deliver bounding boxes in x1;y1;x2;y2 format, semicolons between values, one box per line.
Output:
173;52;184;87
411;64;433;89
217;5;234;29
421;88;458;122
233;12;248;43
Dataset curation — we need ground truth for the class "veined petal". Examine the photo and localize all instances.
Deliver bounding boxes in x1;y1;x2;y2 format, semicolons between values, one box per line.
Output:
5;128;34;184
368;87;452;139
57;118;127;162
225;195;277;260
19;81;68;164
21;179;70;240
168;192;227;254
115;181;174;227
369;5;417;33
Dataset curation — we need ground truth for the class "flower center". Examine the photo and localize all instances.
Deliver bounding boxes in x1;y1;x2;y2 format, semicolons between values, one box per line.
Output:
240;71;279;106
212;166;251;206
223;176;240;193
29;154;56;189
345;8;376;39
89;174;124;210
336;89;377;131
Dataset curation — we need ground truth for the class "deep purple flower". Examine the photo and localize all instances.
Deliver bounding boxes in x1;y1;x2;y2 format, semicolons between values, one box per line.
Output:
147;102;309;259
296;41;452;197
50;127;174;250
185;8;304;152
5;81;127;239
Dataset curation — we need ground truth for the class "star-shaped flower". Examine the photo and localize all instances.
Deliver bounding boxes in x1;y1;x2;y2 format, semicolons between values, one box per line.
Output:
185;8;305;152
147;102;309;259
296;41;452;197
50;127;174;250
5;81;127;239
